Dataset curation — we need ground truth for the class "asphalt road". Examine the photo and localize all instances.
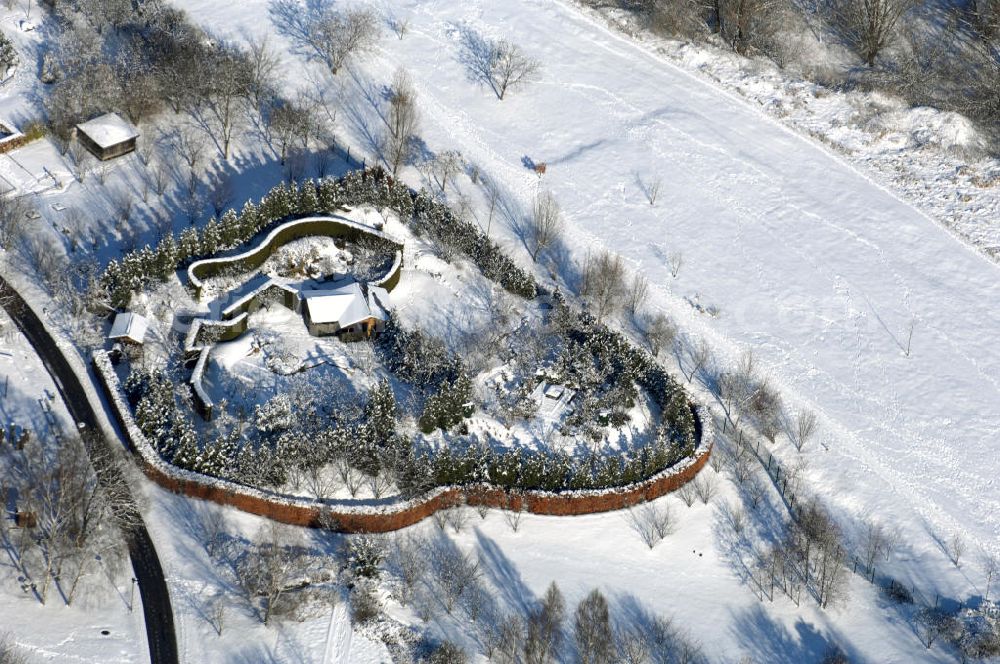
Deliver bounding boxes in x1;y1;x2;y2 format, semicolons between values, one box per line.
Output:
0;278;179;664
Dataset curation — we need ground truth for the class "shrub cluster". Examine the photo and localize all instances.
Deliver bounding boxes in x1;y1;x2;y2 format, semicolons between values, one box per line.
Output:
410;191;537;298
101;167;536;308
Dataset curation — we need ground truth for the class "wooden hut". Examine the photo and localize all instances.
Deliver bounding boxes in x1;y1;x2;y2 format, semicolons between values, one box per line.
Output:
75;113;139;161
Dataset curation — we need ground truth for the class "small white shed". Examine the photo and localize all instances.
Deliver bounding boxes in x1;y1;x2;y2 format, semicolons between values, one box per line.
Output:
109;312;149;345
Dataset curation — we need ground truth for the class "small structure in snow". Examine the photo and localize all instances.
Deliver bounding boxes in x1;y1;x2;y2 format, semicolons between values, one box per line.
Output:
301;279;389;340
75;113;139;160
531;381;575;421
109;312;149;345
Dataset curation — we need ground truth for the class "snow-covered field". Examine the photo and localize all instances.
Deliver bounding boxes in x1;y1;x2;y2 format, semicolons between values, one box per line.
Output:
0;0;997;658
162;0;1000;659
176;0;1000;560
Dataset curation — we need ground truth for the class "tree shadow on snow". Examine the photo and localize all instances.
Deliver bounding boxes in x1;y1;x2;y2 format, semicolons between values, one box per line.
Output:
728;604;856;664
474;527;535;616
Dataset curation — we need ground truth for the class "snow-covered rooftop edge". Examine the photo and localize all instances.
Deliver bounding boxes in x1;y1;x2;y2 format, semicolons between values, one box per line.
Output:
93;349;712;519
76;112;139;149
186;215;401;293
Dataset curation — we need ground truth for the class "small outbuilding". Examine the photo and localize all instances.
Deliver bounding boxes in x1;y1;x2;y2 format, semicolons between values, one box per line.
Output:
302;280;389;340
531;381;576;421
75;113;139;160
109;312;149;345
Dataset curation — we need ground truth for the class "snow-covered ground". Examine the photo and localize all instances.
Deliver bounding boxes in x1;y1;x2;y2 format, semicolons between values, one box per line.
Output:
161;0;1000;659
138;482;391;664
176;0;1000;558
0;310;146;663
0;0;996;658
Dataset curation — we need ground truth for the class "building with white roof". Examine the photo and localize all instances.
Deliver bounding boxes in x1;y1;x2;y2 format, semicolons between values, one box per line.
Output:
302;279;389;339
531;381;576;421
76;112;139;160
108;312;149;345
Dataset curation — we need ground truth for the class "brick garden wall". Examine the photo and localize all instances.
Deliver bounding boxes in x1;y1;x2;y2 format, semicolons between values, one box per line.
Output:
95;351;712;533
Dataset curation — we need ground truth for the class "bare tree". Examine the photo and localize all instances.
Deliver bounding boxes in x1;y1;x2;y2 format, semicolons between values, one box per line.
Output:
0;194;28;250
151;160;171;196
678;338;711;384
835;0;915;66
718;0;786;56
914;606;959;649
488;39;541;100
267;98;315;165
209;597;226;636
173;124;207;171
793;410;818;452
527;191;563;263
235;523;312;625
580;250;627;321
575;589;614;664
444;504;470;534
627;502;675;548
643;175;662;205
431;150;464;192
0;633;30;664
388;534;427;603
983;551;999;601
694;474;718;504
382;68;419;176
429;539;480;614
271;1;380;75
949;533;966;568
503;492;526;533
668;250;683;278
246;36;282;114
389;12;410;40
625;273;649;318
642;311;676;357
209;172;235;217
859;518;887;577
749;381;783;443
196;42;251;160
677;482;698;507
7;436;128;607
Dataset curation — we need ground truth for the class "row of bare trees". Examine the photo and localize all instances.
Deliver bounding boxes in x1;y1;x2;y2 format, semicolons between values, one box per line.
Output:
623;0;1000;146
385;529;704;663
0;432;134;607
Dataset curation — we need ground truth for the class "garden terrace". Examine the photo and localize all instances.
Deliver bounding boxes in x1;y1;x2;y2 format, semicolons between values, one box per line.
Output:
97;168;706;526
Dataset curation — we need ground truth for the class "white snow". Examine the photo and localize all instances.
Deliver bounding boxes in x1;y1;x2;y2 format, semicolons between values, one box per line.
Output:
0;0;997;658
164;0;1000;658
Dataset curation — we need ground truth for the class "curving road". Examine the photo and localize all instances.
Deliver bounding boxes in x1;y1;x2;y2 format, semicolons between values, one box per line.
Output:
0;277;178;664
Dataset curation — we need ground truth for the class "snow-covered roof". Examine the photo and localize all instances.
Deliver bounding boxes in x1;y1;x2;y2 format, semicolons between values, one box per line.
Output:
76;113;139;149
304;280;390;327
109;312;149;344
532;381;575;420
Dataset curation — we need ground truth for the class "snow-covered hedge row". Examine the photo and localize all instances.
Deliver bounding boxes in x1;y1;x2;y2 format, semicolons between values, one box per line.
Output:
101;167;536;308
190;348;213;420
94;348;712;530
186;215;403;299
